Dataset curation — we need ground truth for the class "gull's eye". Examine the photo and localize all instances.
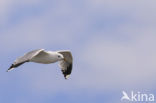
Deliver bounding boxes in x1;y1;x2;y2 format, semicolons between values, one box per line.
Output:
58;55;61;58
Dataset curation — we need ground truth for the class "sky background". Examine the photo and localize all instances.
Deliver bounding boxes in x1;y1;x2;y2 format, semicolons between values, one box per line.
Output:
0;0;156;103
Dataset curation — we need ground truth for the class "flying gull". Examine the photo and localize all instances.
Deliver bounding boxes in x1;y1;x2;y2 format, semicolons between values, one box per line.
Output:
7;49;73;79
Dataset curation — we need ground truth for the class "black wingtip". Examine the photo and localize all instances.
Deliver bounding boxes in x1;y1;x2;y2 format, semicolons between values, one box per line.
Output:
7;64;14;72
61;63;72;79
64;75;67;79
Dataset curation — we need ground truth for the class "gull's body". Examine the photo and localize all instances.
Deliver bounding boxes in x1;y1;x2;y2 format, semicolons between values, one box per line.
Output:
30;51;61;64
7;49;73;79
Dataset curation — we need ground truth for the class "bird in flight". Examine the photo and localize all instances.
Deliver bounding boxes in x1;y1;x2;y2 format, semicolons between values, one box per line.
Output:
7;49;73;79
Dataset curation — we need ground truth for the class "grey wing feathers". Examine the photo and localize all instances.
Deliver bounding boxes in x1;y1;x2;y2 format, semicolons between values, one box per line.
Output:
7;49;44;72
58;51;73;79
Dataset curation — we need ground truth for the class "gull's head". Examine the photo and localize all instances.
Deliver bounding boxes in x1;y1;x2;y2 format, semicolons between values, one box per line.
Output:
56;53;64;60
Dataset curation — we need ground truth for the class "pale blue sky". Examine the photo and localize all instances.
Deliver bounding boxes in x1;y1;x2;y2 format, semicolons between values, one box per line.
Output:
0;0;156;103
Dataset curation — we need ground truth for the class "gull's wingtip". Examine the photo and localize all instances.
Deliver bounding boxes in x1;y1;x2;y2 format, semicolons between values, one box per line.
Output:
7;64;14;72
6;69;10;72
64;75;70;79
6;68;14;72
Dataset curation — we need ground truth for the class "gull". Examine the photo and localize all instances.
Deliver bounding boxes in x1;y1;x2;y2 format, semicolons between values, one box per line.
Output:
7;49;73;79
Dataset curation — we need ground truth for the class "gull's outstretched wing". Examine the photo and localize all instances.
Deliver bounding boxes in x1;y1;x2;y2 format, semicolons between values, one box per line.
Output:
58;51;73;79
7;49;44;72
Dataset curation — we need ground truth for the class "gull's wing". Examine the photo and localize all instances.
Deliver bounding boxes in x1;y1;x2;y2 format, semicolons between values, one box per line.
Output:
7;49;44;72
58;51;73;79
